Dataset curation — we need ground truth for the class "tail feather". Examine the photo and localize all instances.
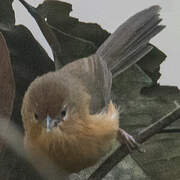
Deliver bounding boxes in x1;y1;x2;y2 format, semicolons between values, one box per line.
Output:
112;46;153;78
96;5;165;76
111;24;165;75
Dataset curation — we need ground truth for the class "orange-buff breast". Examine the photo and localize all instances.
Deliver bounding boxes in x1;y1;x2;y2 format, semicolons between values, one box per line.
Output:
23;101;119;173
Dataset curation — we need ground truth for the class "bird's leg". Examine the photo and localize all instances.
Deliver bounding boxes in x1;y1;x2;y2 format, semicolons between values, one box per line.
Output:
117;128;139;152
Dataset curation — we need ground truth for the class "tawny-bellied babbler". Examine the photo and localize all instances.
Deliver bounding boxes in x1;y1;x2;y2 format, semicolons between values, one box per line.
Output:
21;4;164;179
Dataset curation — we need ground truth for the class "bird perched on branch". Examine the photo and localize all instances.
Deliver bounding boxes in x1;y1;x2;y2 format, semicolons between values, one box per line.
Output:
21;3;164;177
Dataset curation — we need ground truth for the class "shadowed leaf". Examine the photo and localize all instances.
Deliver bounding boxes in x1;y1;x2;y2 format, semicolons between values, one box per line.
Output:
0;0;15;30
0;32;15;153
0;32;15;118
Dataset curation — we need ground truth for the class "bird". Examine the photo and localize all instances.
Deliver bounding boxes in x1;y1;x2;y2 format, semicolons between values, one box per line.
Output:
21;4;164;178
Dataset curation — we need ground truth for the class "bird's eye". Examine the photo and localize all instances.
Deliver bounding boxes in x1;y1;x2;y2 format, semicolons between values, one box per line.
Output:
34;113;39;120
61;110;66;118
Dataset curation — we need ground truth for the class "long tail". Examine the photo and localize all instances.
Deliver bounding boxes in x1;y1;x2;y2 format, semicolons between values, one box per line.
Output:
96;5;165;78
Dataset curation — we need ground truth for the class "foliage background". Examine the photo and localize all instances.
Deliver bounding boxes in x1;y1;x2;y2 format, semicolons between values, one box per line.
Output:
0;1;180;180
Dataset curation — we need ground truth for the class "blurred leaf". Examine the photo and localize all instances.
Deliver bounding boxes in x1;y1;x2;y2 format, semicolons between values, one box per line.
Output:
0;32;15;118
0;32;15;153
0;25;53;180
1;25;54;129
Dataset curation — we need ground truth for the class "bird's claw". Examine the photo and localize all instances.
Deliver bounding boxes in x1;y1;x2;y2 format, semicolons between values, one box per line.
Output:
117;128;143;153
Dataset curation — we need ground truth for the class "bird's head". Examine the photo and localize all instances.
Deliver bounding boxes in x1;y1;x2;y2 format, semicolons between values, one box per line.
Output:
21;71;89;136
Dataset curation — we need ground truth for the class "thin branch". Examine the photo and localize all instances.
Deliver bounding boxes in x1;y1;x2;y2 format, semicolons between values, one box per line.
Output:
18;0;63;69
158;128;180;133
88;106;180;180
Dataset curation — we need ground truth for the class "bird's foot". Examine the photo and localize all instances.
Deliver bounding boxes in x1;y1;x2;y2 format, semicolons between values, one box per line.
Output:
117;128;142;153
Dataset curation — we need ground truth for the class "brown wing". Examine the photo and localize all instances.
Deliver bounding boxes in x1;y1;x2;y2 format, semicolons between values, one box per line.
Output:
0;32;15;118
61;54;112;114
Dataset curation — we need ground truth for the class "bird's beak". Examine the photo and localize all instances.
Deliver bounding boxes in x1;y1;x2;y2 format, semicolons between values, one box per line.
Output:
46;115;60;132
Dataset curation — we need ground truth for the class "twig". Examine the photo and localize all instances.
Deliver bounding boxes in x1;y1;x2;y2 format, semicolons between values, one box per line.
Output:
158;128;180;133
18;0;63;69
88;106;180;180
